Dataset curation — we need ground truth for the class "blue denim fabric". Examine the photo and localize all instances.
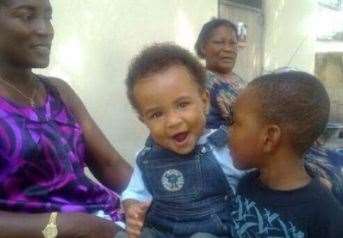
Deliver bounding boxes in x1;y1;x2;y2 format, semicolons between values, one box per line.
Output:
137;128;234;237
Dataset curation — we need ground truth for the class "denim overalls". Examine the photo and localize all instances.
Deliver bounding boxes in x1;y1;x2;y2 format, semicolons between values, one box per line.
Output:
137;128;234;237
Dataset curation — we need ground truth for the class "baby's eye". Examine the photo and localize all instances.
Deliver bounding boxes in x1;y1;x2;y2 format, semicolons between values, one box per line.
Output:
150;111;163;120
177;101;190;109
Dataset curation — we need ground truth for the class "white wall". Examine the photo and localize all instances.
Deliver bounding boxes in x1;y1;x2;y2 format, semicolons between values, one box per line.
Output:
39;1;343;165
263;0;317;73
264;0;343;73
316;4;343;53
38;1;217;164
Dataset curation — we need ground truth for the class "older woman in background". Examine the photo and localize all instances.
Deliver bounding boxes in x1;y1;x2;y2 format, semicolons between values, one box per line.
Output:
195;18;246;129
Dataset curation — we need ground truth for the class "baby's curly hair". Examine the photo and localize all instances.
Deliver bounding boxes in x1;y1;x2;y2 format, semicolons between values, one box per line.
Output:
126;43;206;111
247;71;330;155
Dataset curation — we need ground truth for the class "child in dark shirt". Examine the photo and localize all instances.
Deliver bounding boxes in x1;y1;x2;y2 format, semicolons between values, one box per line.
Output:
228;71;343;238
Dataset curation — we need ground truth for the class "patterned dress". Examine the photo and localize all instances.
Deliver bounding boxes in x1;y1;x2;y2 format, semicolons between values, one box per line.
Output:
206;70;246;129
0;77;121;220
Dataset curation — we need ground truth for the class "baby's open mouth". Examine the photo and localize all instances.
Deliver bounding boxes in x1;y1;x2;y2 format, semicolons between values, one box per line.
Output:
172;132;188;143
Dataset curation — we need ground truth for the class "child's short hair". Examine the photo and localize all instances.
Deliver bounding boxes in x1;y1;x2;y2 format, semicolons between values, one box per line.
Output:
126;43;206;110
247;71;330;155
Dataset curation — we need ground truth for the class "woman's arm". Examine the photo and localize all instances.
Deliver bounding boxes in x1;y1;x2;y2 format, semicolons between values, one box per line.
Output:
0;211;118;238
47;77;132;192
0;211;49;238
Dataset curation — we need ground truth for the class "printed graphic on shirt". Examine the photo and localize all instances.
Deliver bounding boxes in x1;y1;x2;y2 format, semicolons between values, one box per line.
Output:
161;169;184;192
230;195;304;238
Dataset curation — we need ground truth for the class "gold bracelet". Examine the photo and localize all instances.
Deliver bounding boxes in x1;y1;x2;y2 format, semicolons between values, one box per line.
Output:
42;212;58;238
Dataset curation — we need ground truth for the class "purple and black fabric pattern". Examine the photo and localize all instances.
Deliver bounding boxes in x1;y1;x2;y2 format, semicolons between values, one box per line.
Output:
0;77;121;221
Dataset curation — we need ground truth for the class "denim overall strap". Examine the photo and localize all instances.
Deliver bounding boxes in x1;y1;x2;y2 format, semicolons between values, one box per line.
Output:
207;126;229;148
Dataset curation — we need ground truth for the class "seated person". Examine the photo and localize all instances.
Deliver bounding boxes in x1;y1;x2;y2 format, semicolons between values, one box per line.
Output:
0;0;131;237
228;71;343;237
194;18;246;129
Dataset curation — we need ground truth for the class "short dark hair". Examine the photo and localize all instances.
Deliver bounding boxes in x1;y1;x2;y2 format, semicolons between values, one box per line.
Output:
247;71;330;154
195;18;238;59
126;43;206;111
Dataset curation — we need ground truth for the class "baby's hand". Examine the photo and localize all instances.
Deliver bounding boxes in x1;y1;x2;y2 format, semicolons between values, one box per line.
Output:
123;199;150;238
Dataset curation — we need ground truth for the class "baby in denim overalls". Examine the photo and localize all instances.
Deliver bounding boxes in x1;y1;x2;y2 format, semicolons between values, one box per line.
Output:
117;43;244;238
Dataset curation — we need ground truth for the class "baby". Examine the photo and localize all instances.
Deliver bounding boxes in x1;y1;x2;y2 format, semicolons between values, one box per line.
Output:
118;43;243;238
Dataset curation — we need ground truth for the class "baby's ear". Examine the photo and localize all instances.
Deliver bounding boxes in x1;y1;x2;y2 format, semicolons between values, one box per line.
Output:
263;125;281;153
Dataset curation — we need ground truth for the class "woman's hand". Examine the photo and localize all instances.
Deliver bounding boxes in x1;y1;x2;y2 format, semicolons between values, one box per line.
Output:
123;200;150;238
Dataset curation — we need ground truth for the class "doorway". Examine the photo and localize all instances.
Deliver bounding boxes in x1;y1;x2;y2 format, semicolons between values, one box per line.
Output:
218;0;264;82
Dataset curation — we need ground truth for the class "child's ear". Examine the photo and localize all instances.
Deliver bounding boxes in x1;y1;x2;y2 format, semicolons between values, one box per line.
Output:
263;125;281;153
201;89;210;115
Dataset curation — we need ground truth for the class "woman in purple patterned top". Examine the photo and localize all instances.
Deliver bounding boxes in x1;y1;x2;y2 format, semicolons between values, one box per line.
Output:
0;0;131;237
195;18;246;129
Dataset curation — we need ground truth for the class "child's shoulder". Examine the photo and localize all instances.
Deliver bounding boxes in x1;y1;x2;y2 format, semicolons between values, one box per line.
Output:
135;136;158;164
237;170;259;186
237;172;342;213
233;173;343;237
236;171;333;205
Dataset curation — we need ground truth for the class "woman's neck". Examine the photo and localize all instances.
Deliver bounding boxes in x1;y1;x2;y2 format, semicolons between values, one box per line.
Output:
0;63;33;85
259;152;311;191
206;65;233;79
216;71;233;80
